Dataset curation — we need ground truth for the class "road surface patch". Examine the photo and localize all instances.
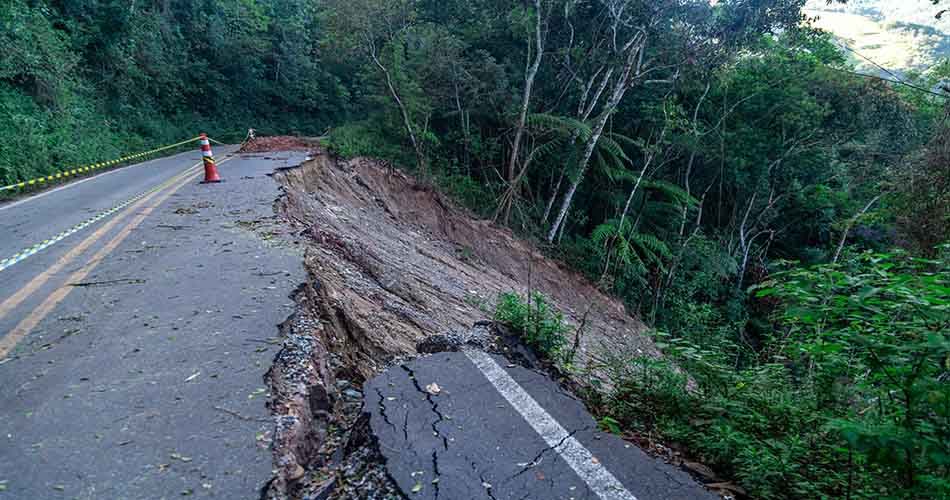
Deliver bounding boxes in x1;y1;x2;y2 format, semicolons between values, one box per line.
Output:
464;348;637;500
0;158;233;358
364;350;715;500
0;151;307;498
0;160;208;273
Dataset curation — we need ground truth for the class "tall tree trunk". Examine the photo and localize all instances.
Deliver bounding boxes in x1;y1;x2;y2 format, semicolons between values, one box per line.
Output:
369;47;426;175
541;167;565;225
497;0;544;223
616;159;650;234
540;67;612;227
832;194;882;263
546;34;646;242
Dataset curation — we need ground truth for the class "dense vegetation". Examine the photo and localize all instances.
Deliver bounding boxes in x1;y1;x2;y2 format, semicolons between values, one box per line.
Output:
1;0;343;185
5;0;949;498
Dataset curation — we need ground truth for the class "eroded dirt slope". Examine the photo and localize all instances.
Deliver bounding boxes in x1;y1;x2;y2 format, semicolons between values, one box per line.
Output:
263;147;667;498
277;148;660;373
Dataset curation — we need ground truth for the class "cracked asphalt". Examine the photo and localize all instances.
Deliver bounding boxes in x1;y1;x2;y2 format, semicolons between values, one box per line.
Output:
365;351;716;500
0;149;309;498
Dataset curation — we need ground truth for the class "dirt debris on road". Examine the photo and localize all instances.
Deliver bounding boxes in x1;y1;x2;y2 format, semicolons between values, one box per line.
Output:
261;147;669;498
239;136;319;153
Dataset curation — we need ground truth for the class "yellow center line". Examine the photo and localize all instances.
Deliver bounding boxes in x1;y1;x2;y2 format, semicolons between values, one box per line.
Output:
0;157;233;359
0;163;203;323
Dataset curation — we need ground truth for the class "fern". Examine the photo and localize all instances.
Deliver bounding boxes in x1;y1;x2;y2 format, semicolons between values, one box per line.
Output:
526;113;592;141
592;217;672;278
640;179;697;207
597;134;631;164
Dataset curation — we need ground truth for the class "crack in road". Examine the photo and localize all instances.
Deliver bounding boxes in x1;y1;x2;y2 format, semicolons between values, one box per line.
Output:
375;387;397;435
473;462;497;500
505;426;588;482
400;364;449;451
431;450;441;499
365;352;715;500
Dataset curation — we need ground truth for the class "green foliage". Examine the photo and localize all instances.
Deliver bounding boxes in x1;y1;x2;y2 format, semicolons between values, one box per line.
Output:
759;250;950;495
494;291;570;364
601;250;950;499
592;217;672;280
0;0;340;188
326;121;411;163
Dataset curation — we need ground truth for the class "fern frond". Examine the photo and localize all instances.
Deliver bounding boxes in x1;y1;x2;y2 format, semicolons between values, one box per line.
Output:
641;179;698;206
527;113;592;141
597;135;631;164
631;233;672;259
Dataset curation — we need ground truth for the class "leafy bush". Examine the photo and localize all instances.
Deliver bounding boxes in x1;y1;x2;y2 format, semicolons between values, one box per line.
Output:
435;168;496;218
494;291;570;364
600;249;950;499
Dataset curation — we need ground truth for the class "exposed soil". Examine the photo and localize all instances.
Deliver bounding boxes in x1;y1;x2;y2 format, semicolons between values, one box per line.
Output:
261;147;667;498
239;136;319;153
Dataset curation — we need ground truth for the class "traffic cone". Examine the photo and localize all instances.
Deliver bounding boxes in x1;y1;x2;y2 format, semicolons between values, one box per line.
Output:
199;133;222;183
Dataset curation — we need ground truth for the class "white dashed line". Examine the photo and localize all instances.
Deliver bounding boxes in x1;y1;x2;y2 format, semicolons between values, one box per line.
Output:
463;348;638;500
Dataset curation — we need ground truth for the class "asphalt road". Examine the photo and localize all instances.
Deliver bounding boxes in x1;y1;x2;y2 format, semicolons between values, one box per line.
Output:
365;350;717;500
0;148;308;498
0;146;716;500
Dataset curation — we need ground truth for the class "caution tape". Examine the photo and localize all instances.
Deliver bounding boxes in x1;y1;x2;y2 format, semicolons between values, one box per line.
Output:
0;136;201;193
0;160;209;273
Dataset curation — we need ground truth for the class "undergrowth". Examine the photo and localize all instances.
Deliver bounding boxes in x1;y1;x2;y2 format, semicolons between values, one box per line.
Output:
494;251;950;499
493;291;571;366
597;250;950;499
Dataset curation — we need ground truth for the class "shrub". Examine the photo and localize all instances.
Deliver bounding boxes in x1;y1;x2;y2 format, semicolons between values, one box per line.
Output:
494;291;570;364
599;249;950;499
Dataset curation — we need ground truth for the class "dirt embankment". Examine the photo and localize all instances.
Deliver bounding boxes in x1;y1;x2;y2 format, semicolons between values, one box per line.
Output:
263;147;664;498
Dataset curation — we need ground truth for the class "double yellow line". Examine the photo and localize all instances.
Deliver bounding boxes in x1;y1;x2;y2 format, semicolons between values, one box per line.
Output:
0;156;233;359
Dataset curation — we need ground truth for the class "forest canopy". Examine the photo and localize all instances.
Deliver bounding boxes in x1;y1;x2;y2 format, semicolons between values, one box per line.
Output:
3;1;949;498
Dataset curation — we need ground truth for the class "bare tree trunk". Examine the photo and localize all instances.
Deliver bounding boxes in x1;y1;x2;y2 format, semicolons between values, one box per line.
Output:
547;34;646;242
497;0;545;223
540;65;613;228
369;47;426;175
678;82;710;238
656;187;710;317
616;160;650;234
541;167;565;226
736;192;757;290
453;71;471;168
832;194;882;263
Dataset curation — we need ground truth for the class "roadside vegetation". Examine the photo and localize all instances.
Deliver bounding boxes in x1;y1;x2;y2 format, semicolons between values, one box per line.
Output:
1;0;342;185
6;0;949;497
494;291;571;365
599;250;950;498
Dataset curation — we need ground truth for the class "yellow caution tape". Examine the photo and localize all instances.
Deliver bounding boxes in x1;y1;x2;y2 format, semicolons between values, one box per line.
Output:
0;136;201;193
0;155;235;273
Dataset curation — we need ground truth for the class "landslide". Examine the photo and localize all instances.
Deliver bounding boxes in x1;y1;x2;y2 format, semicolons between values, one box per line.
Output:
276;148;660;374
264;146;665;498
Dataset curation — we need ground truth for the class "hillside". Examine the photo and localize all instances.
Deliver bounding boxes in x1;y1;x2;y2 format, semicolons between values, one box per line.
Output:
3;1;948;498
805;0;950;74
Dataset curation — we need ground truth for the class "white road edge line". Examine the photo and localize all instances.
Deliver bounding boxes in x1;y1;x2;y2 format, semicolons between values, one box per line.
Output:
0;149;204;213
463;348;638;500
0;157;221;273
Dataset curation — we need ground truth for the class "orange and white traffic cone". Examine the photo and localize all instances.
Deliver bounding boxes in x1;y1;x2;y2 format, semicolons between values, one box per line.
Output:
199;133;222;183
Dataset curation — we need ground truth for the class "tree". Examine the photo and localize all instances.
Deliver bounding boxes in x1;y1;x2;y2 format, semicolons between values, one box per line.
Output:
495;0;548;224
322;0;428;173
